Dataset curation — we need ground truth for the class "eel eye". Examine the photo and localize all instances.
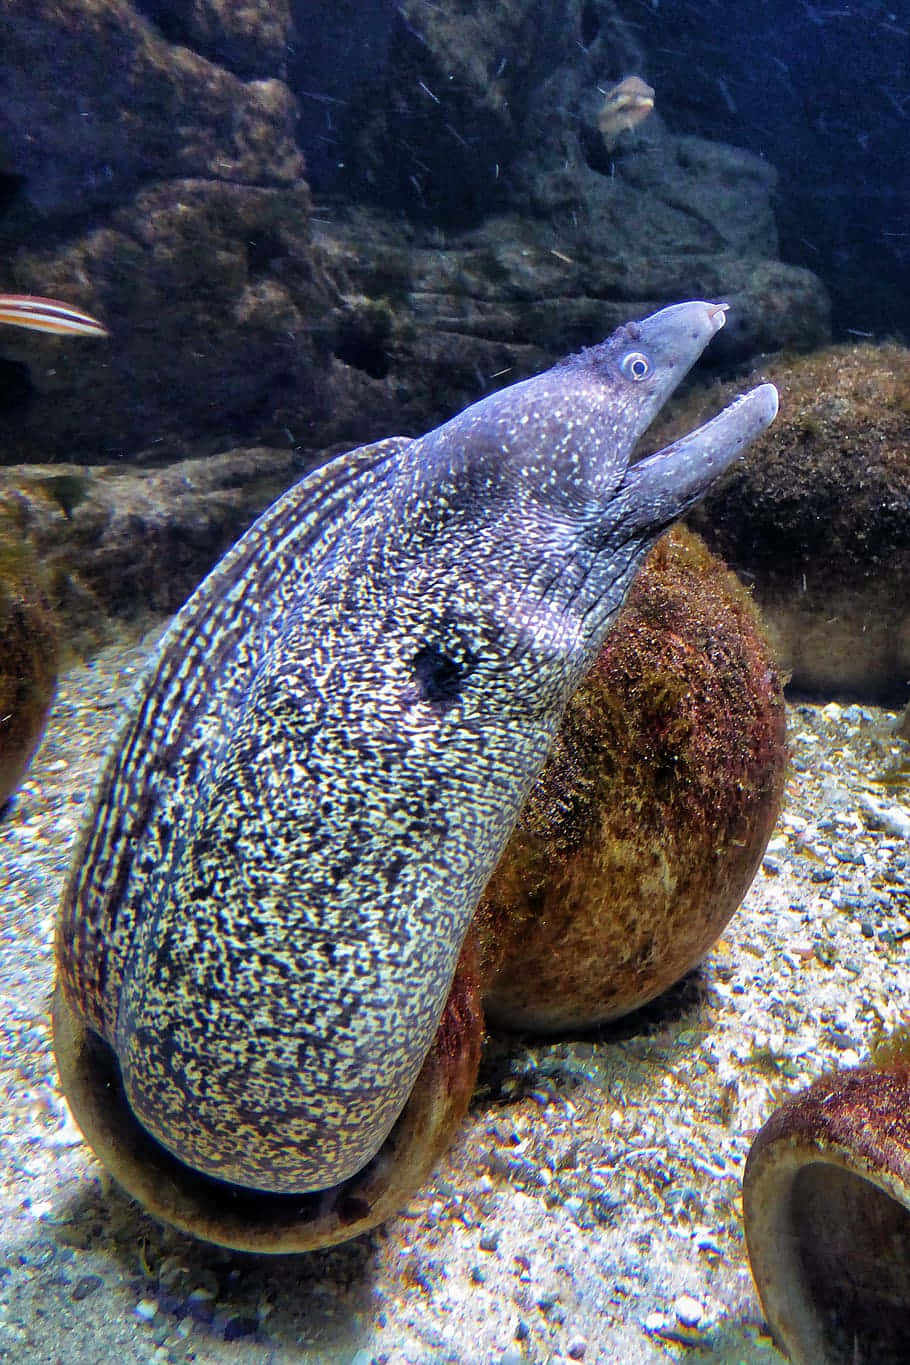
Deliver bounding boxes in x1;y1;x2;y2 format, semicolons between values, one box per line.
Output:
620;350;651;381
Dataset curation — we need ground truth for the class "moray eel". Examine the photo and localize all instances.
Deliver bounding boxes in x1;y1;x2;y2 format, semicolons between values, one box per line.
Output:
56;301;778;1195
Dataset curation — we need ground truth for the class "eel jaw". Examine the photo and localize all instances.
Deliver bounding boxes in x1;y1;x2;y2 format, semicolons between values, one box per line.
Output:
617;382;779;537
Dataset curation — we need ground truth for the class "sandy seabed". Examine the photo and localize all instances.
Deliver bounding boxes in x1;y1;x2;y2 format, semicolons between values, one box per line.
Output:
1;630;908;1365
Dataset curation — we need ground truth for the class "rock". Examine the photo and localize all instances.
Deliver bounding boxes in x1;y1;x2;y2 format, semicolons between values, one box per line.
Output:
136;0;295;80
0;0;829;488
515;125;780;265
683;343;910;701
312;205;827;454
705;256;830;366
477;526;787;1030
858;795;910;843
0;179;334;465
0;0;303;216
0;447;303;654
1;174;825;478
317;0;614;220
296;0;828;359
0;517;58;807
615;0;909;342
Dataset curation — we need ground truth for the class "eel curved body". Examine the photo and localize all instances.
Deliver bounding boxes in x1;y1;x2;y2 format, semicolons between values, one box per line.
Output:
56;302;778;1195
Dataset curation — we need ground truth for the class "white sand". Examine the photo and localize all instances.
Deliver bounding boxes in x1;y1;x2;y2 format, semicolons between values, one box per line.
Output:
1;632;907;1364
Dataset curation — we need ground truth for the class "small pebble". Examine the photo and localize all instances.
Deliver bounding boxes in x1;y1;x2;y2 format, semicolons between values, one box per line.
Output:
70;1273;103;1301
674;1293;704;1328
479;1228;500;1252
834;847;864;865
566;1334;587;1359
859;794;910;841
222;1313;257;1342
133;1297;158;1322
186;1287;216;1323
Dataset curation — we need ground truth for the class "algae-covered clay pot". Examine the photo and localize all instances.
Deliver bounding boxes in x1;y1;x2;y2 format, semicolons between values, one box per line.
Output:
0;533;58;807
54;934;484;1253
743;1064;910;1365
684;342;910;701
477;525;786;1030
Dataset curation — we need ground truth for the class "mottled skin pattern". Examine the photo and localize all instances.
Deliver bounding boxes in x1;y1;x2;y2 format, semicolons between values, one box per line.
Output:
57;302;777;1193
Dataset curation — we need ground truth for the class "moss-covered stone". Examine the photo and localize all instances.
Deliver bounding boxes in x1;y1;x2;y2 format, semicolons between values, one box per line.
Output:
0;519;58;807
477;525;787;1031
680;342;910;701
0;447;304;658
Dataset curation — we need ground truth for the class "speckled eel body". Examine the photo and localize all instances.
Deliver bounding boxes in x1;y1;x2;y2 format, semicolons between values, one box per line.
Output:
56;302;778;1196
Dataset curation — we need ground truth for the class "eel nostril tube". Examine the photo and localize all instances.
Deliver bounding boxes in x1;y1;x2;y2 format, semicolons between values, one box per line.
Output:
742;1064;910;1365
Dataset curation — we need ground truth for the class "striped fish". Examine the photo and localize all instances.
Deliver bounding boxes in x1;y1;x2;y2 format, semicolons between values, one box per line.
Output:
0;293;108;337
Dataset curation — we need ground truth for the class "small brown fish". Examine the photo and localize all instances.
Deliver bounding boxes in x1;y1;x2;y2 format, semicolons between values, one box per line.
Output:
0;293;108;337
598;75;655;151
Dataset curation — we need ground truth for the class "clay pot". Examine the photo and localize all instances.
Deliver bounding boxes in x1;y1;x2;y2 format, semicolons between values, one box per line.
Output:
53;931;483;1253
477;526;787;1030
0;530;58;806
681;342;910;702
743;1064;910;1365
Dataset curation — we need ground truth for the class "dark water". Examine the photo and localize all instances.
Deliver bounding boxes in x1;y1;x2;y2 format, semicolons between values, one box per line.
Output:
621;0;910;340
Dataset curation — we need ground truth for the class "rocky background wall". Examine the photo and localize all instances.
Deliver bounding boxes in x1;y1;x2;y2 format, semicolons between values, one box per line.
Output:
1;0;907;706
